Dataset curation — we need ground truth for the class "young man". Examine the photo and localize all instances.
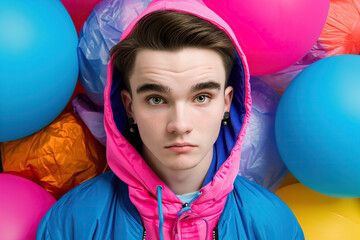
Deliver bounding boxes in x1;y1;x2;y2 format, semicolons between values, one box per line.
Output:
37;0;304;239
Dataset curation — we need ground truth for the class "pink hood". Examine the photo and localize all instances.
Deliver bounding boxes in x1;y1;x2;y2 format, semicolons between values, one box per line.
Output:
104;0;251;239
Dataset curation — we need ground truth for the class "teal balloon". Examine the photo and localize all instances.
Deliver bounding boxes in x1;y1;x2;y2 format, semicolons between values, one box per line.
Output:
0;0;78;141
275;54;360;198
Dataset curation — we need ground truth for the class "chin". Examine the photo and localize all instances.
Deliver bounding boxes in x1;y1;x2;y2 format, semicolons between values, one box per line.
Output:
165;155;202;171
168;164;198;171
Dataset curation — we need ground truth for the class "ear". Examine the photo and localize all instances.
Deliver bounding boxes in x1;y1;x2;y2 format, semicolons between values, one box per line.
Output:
121;89;136;122
224;86;233;112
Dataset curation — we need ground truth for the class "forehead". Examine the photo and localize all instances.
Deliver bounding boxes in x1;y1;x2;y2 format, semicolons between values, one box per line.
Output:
129;48;226;90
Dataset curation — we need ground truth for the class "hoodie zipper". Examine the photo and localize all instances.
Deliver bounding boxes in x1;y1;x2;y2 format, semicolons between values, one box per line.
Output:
142;228;218;239
142;229;146;240
213;225;219;240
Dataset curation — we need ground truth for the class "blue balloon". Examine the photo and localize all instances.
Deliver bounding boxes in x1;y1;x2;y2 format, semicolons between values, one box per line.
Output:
275;54;360;198
0;0;78;141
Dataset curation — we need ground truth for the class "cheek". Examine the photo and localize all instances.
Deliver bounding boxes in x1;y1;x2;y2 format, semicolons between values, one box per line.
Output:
196;104;224;125
134;111;165;140
132;101;161;126
137;114;156;128
195;113;222;128
193;108;224;139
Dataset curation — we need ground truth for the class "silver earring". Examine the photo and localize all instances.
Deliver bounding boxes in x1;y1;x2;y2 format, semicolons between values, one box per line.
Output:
222;112;230;126
128;117;136;133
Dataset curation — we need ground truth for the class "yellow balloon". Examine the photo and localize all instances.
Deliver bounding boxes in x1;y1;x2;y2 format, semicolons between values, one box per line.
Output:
276;183;360;240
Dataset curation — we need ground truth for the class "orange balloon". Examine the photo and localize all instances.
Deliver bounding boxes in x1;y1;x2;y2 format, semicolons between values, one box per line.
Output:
1;112;108;199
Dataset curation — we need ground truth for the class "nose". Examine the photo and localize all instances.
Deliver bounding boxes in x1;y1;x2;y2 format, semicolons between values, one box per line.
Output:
167;104;193;134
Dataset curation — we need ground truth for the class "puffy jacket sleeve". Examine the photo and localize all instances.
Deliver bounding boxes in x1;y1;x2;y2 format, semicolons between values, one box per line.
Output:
218;176;305;239
36;201;77;240
36;211;60;240
36;171;144;240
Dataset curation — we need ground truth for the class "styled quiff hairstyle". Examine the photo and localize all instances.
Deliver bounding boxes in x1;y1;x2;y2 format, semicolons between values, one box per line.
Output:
110;10;236;91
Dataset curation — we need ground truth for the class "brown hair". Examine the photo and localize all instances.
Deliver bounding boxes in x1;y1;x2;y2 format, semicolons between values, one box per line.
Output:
110;10;236;91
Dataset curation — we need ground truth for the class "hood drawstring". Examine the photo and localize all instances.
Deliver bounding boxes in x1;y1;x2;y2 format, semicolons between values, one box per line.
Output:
157;185;165;240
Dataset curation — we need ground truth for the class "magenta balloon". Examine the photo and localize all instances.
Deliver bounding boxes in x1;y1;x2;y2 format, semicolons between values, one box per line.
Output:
203;0;330;75
0;174;56;240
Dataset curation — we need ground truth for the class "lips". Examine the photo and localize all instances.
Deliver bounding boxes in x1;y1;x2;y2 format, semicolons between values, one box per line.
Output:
165;143;197;153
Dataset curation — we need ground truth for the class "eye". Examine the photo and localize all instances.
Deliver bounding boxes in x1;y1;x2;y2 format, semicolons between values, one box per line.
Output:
148;96;164;105
195;95;209;103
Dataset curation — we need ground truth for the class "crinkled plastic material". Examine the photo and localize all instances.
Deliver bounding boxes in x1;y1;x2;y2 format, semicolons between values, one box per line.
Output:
256;41;328;93
321;0;360;55
239;77;288;192
0;112;108;199
78;0;152;107
258;0;360;92
72;94;107;146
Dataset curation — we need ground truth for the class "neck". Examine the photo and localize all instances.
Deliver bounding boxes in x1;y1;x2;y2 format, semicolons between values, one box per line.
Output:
143;148;213;195
161;162;210;195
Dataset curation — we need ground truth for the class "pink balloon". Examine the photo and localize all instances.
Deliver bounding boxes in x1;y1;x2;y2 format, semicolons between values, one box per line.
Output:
203;0;330;75
0;174;56;240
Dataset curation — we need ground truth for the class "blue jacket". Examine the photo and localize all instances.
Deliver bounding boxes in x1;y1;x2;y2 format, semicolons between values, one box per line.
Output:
37;171;304;239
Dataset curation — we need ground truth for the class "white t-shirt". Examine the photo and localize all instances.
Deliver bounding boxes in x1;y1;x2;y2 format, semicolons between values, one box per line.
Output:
176;191;198;204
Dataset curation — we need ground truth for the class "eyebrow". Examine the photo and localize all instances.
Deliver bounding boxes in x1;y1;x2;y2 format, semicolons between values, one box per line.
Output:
136;83;171;94
135;81;221;94
190;81;221;93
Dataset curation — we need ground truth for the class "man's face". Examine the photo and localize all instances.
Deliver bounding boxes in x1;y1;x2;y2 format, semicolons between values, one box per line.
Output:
121;48;233;178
